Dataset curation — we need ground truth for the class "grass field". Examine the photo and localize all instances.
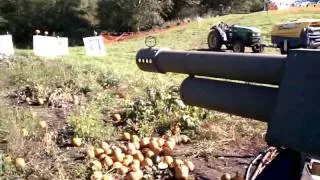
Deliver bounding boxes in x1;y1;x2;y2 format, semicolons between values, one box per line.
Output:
0;9;319;179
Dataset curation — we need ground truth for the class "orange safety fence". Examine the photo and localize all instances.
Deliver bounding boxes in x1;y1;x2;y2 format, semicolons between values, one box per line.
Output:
101;22;189;45
267;3;278;10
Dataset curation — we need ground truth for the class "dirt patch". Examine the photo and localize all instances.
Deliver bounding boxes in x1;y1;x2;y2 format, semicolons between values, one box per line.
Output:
102;22;189;44
173;136;267;179
31;107;70;131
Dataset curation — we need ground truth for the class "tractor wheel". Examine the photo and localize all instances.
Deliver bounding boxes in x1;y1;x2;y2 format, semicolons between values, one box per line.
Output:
233;40;245;53
226;44;233;50
252;45;264;53
208;29;222;51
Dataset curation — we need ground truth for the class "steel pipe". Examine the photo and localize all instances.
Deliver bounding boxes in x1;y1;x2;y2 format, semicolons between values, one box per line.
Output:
136;48;287;85
180;77;279;121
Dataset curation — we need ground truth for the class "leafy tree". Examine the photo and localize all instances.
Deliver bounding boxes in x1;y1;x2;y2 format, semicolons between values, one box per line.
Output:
0;0;97;47
98;0;173;32
250;0;265;12
97;0;135;32
0;16;8;33
130;0;167;31
167;0;200;19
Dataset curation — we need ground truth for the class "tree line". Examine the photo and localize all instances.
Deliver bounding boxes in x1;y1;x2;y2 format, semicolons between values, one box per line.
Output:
0;0;265;47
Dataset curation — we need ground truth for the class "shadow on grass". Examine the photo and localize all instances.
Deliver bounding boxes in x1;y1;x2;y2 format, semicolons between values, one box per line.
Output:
192;48;268;54
190;48;227;52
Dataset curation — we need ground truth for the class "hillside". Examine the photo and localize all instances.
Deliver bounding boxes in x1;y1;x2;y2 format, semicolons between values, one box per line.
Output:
16;9;320;89
71;9;320;87
1;9;320;179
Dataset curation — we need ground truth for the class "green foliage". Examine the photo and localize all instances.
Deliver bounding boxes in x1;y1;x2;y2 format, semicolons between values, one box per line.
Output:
0;108;38;141
68;102;117;140
122;86;209;138
0;16;8;32
131;0;166;31
8;55;126;109
249;0;265;12
169;0;200;19
97;71;121;89
97;0;173;31
0;107;42;160
6;56;122;141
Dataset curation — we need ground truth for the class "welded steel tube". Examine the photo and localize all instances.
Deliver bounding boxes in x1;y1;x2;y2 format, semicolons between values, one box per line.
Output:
180;77;279;122
136;48;286;85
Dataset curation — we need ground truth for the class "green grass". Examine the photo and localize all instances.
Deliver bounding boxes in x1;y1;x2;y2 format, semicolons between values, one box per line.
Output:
68;101;117;141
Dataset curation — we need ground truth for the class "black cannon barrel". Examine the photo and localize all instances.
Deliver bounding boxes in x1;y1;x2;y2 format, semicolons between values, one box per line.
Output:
136;48;287;85
180;77;279;122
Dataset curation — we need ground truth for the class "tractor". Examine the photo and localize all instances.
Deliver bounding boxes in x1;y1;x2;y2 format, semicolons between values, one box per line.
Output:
207;22;264;53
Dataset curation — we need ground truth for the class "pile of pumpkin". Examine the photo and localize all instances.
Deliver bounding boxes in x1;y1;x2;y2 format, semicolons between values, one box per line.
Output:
85;132;194;180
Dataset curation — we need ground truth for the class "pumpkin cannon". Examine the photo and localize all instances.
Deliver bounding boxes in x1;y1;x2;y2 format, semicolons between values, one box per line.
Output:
136;46;320;179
